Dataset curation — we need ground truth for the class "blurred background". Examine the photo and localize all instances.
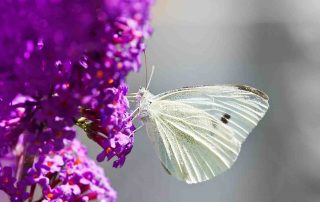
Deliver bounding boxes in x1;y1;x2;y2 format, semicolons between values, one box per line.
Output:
83;0;320;201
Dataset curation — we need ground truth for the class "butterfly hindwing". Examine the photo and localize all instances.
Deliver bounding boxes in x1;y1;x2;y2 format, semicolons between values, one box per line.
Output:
145;100;241;184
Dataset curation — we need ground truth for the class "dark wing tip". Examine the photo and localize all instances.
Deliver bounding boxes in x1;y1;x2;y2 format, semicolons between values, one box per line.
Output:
181;85;206;89
235;85;269;100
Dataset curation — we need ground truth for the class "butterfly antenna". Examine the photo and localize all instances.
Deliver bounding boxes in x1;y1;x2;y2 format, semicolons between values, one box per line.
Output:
146;65;155;90
144;50;148;87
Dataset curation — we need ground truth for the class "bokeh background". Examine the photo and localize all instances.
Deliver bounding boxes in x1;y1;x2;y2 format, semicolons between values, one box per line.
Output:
82;0;320;201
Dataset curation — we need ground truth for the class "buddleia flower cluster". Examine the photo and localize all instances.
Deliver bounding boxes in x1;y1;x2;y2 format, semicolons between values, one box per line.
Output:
1;139;116;202
0;0;152;201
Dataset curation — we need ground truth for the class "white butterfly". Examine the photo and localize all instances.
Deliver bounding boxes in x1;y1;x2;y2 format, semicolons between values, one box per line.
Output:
128;68;269;184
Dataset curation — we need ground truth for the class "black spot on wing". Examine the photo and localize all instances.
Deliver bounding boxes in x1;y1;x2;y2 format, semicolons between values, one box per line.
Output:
224;113;231;119
221;117;228;124
235;85;269;100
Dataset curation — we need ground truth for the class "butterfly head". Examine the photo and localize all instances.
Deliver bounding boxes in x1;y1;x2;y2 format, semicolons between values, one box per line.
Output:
137;87;147;97
137;87;154;119
137;87;153;99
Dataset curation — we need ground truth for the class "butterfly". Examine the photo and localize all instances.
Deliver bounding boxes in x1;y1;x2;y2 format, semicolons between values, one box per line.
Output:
127;67;269;184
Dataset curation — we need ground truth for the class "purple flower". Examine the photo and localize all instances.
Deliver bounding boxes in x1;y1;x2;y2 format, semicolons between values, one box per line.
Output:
26;139;117;202
0;166;30;202
0;166;16;191
0;139;116;202
0;0;152;158
81;86;135;168
0;0;153;201
9;181;30;202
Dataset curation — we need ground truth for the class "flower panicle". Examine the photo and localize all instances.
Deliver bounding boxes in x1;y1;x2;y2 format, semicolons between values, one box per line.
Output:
0;0;153;201
0;139;116;202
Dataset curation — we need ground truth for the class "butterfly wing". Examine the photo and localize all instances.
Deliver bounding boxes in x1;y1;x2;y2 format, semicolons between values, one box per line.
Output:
154;85;269;143
144;100;241;184
143;85;269;183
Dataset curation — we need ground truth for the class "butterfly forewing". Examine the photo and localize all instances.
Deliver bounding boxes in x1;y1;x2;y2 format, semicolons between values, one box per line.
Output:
154;85;269;143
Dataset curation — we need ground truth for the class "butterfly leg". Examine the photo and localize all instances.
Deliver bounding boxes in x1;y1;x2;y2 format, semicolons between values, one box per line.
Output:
133;124;144;134
126;107;140;121
131;111;140;121
126;96;136;100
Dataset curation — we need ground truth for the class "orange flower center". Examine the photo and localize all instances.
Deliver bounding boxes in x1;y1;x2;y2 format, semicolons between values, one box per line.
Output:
117;62;123;69
47;193;54;199
47;161;54;167
108;79;114;84
74;158;81;165
96;70;104;78
113;100;117;106
55;131;63;138
106;147;112;153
